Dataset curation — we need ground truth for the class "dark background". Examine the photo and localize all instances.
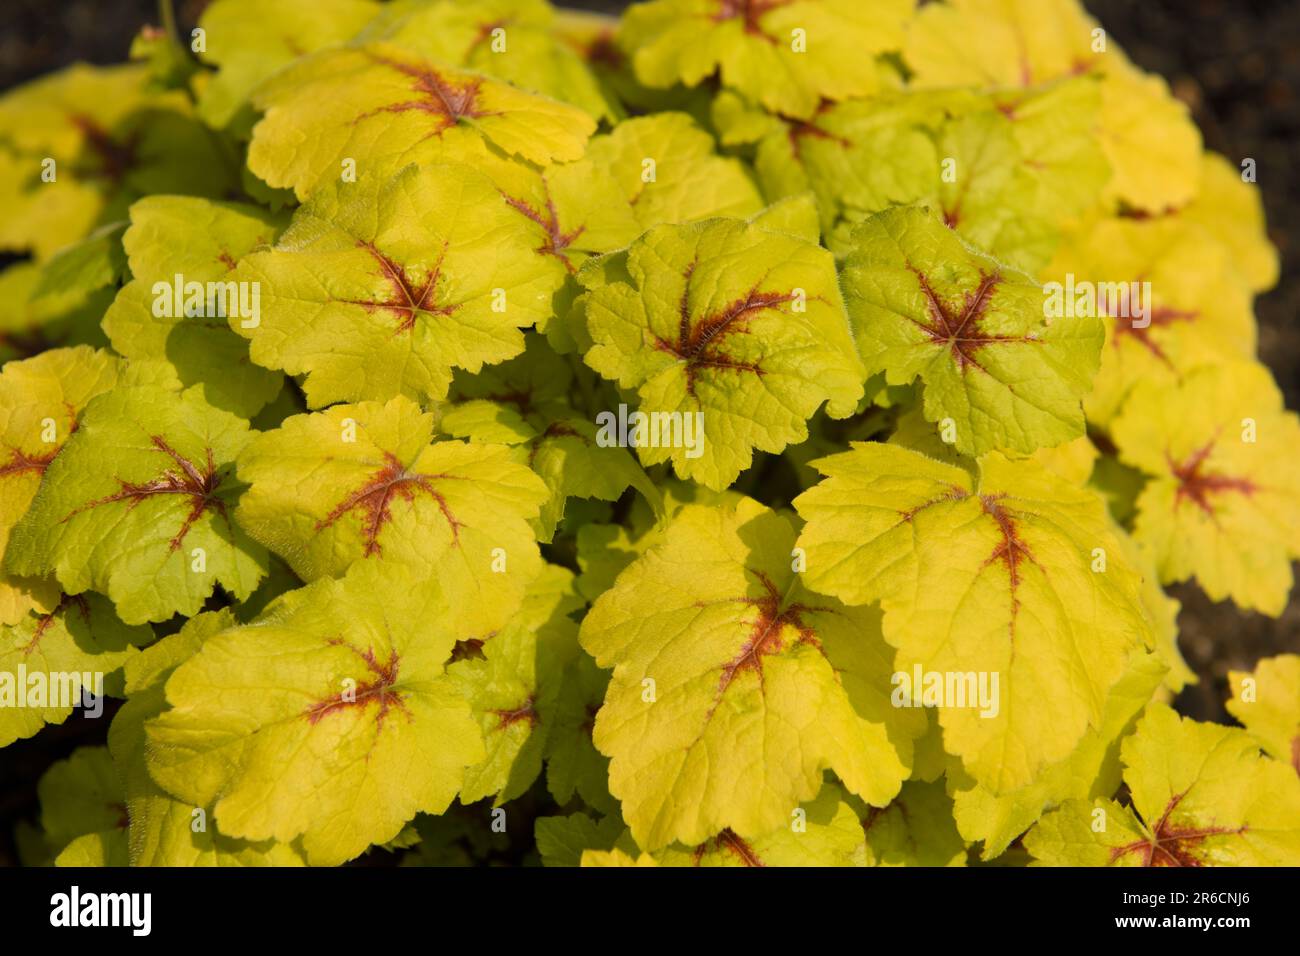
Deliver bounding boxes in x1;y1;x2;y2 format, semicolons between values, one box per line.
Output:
0;0;1296;863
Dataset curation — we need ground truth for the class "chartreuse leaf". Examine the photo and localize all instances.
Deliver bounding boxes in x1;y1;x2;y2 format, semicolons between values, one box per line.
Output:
235;395;547;637
1095;59;1202;213
438;113;762;331
1043;215;1256;426
37;746;127;856
0;347;120;624
195;0;382;129
0;594;151;747
0;145;101;262
885;411;1191;692
859;780;967;866
581;847;658;867
109;610;306;866
940;79;1108;272
574;480;742;602
4;385;268;625
795;443;1153;793
1026;704;1300;866
581;112;764;234
1112;520;1191;692
55;831;130;867
841;206;1101;457
715;90;939;249
902;0;1200;213
545;782;867;867
356;0;617;122
0;63;237;259
1227;655;1300;775
618;0;912;119
1183;153;1279;293
581;217;865;489
103;196;286;418
145;563;484;866
451;564;583;804
1113;363;1300;617
247;41;595;200
724;78;1107;272
652;783;866;866
902;0;1101;91
948;649;1166;859
231;163;559;408
0;262;111;365
581;496;923;851
441;335;658;540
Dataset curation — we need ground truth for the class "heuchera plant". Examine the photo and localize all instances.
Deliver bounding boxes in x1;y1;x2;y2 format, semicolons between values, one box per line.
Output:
1;0;1297;868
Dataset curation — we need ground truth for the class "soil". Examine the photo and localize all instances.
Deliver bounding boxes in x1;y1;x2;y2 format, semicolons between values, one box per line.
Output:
0;0;1296;864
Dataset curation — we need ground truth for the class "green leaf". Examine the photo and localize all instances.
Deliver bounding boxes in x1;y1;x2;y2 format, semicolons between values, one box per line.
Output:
860;780;967;866
247;42;596;200
840;205;1101;457
103;196;287;417
32;221;128;303
535;812;624;867
36;746;127;854
235;395;548;637
1025;704;1300;866
144;563;484;866
580;217;865;489
231;163;561;407
4;385;268;625
794;442;1153;792
581;495;923;851
545;648;616;814
618;0;912;118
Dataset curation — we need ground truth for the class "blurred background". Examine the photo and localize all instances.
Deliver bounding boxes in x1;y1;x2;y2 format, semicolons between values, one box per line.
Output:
0;0;1296;861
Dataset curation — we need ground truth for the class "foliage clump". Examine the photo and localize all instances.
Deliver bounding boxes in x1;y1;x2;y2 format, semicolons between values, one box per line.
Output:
1;0;1297;868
